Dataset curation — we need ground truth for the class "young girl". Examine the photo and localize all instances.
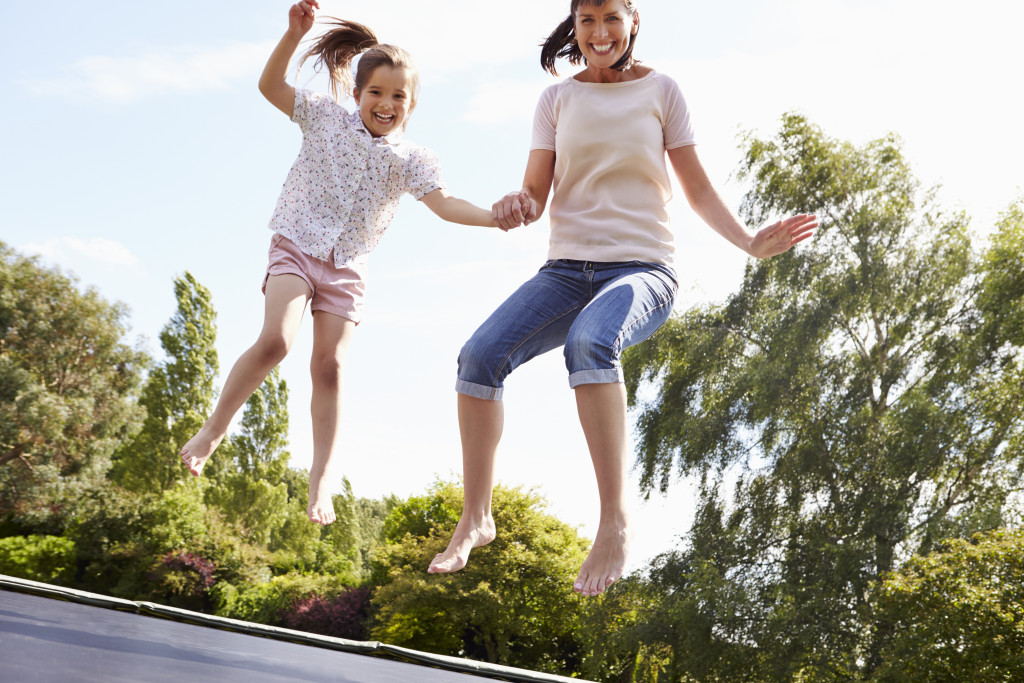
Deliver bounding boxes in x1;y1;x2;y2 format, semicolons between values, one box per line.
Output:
180;0;504;525
429;0;816;595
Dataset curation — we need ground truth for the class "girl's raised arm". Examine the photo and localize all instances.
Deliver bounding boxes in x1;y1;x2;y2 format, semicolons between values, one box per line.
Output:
258;1;320;117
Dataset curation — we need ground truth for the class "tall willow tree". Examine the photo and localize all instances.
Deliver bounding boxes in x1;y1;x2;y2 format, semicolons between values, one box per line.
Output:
111;272;219;493
622;115;1024;680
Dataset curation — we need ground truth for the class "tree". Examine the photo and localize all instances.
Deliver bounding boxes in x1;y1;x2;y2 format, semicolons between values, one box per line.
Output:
0;241;147;529
110;272;219;492
870;528;1024;681
205;368;292;548
370;482;591;675
621;115;1024;678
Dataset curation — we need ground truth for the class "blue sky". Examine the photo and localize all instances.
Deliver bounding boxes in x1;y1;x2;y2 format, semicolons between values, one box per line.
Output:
3;0;1022;571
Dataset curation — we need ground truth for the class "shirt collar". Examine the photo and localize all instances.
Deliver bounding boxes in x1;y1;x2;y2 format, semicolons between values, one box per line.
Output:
348;109;404;145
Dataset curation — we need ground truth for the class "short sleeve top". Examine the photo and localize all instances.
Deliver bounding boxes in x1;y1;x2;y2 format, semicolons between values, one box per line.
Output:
531;71;696;267
268;88;445;267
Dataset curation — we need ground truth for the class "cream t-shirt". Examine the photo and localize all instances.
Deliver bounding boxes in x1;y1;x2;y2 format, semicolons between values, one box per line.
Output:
531;71;696;267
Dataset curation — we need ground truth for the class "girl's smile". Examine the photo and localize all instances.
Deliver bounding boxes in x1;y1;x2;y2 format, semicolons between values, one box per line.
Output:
354;65;413;137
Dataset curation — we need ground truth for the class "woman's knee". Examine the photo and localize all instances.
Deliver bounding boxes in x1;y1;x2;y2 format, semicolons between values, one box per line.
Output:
458;333;503;385
564;327;616;370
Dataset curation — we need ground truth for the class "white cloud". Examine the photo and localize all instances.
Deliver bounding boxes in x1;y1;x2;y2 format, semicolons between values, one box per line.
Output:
20;237;138;267
26;41;274;102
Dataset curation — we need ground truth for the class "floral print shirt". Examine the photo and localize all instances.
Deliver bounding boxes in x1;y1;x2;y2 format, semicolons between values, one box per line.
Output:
267;88;445;267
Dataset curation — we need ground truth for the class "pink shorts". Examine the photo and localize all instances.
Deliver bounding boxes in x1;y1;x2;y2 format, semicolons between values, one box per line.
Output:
262;233;367;324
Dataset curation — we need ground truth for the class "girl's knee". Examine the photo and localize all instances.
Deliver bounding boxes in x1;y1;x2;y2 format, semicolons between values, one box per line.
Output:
311;353;344;389
253;334;291;366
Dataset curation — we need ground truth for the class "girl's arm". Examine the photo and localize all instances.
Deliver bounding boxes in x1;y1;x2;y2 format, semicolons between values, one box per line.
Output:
492;149;556;230
258;1;320;117
668;145;817;258
419;189;501;228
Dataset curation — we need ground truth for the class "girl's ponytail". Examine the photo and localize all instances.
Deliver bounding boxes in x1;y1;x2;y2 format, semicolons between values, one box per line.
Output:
299;20;380;101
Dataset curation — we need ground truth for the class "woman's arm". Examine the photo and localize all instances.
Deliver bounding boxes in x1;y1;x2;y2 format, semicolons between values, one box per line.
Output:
493;149;556;231
419;189;501;228
668;145;816;258
258;1;320;117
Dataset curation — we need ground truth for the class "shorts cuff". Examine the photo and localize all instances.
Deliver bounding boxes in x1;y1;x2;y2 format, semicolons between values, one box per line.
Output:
310;305;361;325
456;378;503;401
568;368;623;389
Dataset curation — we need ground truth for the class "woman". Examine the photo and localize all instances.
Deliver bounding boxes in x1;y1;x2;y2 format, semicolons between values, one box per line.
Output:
429;0;816;596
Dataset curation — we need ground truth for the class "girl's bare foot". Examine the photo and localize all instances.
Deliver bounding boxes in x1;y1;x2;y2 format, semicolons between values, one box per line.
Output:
307;472;336;525
179;426;224;476
574;520;630;597
427;513;496;574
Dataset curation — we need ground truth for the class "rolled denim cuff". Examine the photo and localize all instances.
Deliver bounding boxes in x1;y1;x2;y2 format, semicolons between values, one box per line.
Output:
567;368;623;389
455;378;503;401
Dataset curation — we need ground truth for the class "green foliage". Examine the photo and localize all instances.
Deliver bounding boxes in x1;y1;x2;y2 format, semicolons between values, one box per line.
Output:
110;272;219;493
870;527;1024;681
64;480;269;604
213;571;354;625
0;534;76;584
621;115;1024;678
0;241;148;528
370;482;590;675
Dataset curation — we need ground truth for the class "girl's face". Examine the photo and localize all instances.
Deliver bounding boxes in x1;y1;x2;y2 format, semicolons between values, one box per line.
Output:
573;0;638;70
353;66;413;137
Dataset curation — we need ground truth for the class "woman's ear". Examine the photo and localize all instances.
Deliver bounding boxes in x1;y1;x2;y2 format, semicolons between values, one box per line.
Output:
631;11;640;36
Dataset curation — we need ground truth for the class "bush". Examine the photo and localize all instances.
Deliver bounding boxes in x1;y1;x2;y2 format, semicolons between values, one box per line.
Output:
213;571;354;626
279;586;372;640
0;535;76;584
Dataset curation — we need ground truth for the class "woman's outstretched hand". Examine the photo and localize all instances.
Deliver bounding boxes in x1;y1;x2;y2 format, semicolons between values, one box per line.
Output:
748;213;818;259
493;191;537;231
288;0;319;36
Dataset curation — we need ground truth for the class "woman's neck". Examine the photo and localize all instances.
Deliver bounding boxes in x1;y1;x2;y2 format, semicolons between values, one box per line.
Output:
573;63;651;84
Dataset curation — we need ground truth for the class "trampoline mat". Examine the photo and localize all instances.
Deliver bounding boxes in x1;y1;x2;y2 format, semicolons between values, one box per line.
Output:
0;589;490;682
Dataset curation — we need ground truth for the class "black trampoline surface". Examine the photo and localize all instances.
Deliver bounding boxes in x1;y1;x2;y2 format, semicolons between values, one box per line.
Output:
0;589;491;683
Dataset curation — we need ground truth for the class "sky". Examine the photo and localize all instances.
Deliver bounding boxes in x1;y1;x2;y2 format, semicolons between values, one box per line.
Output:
2;0;1022;572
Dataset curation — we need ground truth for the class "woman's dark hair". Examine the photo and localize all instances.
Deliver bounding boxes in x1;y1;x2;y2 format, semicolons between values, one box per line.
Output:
298;19;420;106
540;0;639;76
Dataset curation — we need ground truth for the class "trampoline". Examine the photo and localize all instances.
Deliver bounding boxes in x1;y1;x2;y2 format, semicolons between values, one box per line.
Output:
0;575;590;683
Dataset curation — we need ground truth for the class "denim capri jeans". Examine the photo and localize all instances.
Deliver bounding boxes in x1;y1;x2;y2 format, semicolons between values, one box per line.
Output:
456;259;678;400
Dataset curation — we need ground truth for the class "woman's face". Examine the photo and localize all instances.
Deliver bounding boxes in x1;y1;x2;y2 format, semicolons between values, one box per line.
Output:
573;0;638;70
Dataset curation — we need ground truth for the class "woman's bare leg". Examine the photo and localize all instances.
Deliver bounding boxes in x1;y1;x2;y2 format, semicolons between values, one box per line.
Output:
306;310;357;525
573;381;631;597
180;274;310;475
427;393;501;573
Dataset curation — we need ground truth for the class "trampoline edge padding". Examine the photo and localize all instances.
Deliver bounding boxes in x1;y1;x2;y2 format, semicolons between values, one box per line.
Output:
0;574;592;683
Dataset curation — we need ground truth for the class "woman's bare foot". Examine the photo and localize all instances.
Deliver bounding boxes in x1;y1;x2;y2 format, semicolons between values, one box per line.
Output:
179;426;225;476
307;471;336;525
427;513;496;574
574;520;630;597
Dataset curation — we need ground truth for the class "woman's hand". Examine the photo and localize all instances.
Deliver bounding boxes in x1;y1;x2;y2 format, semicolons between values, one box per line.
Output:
288;0;319;37
748;214;818;258
492;191;536;231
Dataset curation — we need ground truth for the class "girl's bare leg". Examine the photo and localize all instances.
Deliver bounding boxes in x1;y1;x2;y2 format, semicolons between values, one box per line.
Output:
573;381;631;597
306;310;356;525
180;274;311;475
427;394;501;573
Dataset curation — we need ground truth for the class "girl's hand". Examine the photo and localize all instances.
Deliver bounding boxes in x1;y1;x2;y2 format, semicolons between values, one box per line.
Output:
748;213;818;258
288;0;319;36
493;191;536;231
